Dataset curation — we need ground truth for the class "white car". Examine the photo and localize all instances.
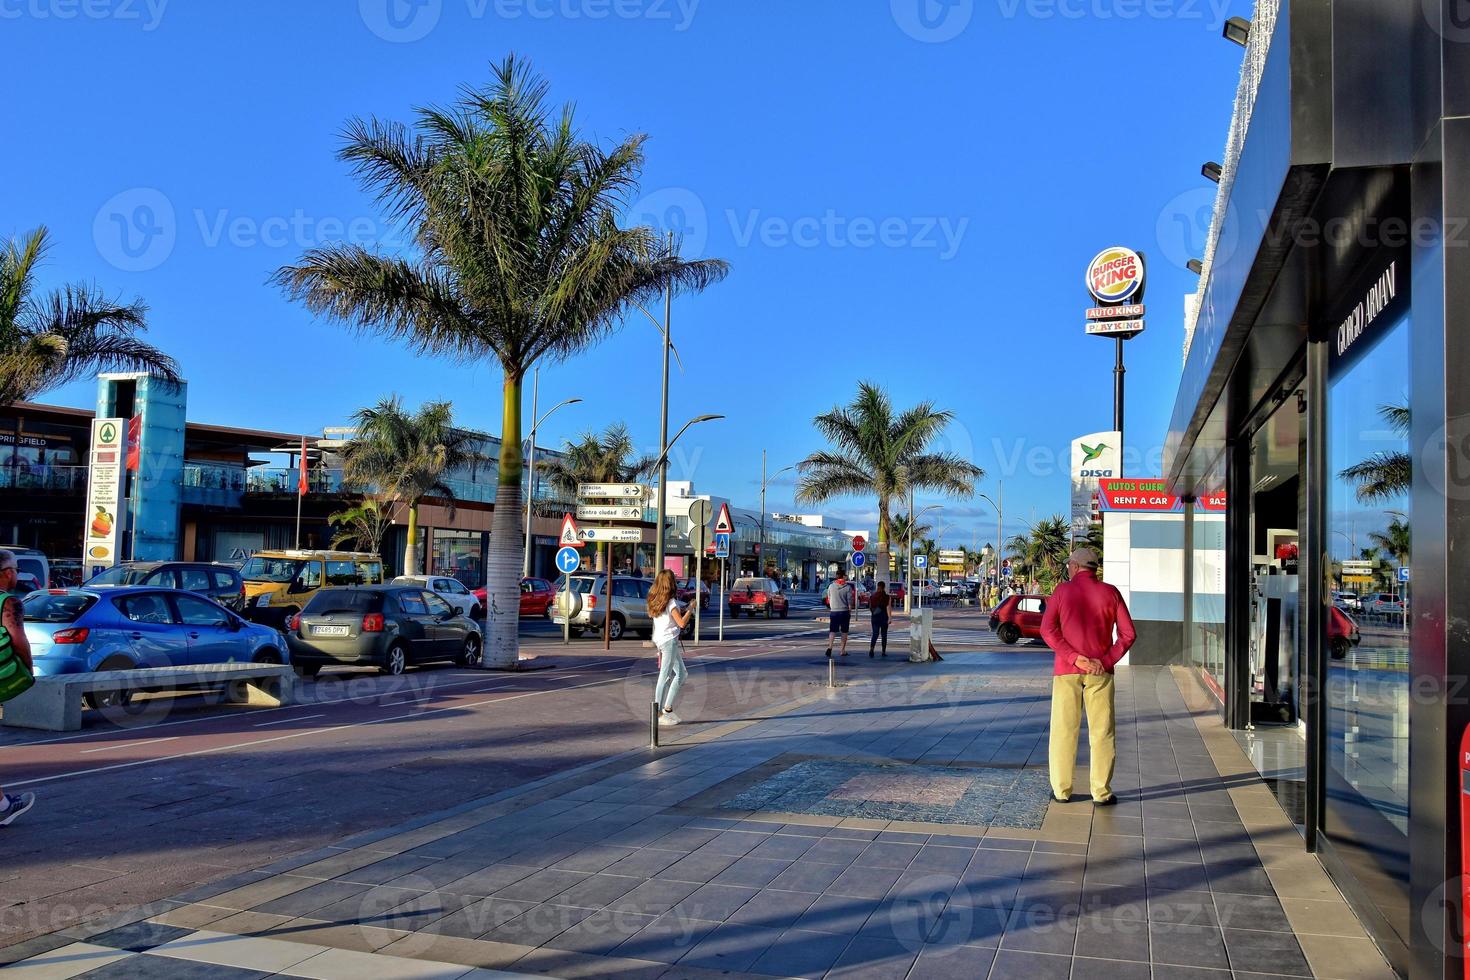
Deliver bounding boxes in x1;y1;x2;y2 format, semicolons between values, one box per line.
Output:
391;575;483;620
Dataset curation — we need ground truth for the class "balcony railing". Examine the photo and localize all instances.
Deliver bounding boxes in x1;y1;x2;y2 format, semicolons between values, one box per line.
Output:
0;465;89;492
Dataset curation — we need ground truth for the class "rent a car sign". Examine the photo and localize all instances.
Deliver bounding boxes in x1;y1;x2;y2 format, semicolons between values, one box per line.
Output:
1098;478;1182;512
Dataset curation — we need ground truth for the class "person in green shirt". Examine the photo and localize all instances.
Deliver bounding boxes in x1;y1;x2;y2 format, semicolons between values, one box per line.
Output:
0;550;36;827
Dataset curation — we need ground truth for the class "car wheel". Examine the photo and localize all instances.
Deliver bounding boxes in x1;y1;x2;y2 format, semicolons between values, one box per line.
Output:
294;663;322;678
470;604;483;621
252;649;282;665
460;634;483;667
764;605;773;620
998;624;1021;645
381;644;408;676
1330;637;1350;660
636;628;653;640
543;603;553;620
569;627;585;638
606;615;626;641
780;607;789;619
85;657;135;711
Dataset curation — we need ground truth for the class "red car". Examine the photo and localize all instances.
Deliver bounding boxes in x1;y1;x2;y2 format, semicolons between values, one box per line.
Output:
729;577;790;619
678;578;712;610
989;594;1048;644
1329;606;1361;659
822;582;872;609
472;577;556;618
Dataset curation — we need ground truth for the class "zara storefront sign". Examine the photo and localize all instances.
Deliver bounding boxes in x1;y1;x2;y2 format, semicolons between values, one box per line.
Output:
83;418;127;575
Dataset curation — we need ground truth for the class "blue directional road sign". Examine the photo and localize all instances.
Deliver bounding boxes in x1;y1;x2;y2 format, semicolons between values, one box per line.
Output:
714;532;731;559
1399;566;1411;583
851;551;866;568
914;555;928;570
556;546;582;574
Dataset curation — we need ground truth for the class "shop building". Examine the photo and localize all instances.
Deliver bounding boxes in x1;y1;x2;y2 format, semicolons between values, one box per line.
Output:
0;374;571;588
1165;0;1470;974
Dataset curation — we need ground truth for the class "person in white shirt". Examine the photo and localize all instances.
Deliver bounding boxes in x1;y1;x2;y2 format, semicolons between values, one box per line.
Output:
647;570;693;726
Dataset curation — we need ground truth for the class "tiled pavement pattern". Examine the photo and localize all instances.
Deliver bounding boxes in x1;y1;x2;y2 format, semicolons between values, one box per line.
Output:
1;651;1397;980
721;760;1054;827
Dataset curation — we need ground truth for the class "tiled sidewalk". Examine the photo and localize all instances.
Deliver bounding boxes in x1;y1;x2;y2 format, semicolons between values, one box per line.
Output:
1;650;1397;980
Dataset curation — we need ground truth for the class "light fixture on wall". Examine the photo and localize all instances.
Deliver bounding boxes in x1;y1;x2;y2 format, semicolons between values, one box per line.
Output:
1223;16;1251;46
1187;259;1204;275
1202;162;1223;183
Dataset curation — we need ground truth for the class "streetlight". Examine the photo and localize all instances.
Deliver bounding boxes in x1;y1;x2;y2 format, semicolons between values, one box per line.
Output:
522;368;582;577
634;233;688;577
759;451;794;582
976;484;1004;594
907;502;942;614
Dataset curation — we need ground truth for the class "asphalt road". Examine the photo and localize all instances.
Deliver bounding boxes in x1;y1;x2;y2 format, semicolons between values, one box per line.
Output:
0;605;1000;947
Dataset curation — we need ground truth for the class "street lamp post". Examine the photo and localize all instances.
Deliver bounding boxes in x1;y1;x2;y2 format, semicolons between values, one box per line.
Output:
759;451;794;583
907;502;942;614
977;484;1003;597
522;369;582;578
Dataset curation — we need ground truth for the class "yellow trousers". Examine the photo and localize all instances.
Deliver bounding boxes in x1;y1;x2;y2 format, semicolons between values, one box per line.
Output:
1049;672;1116;801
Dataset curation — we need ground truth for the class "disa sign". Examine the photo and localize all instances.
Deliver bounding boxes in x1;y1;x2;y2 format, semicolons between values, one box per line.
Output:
1086;246;1145;304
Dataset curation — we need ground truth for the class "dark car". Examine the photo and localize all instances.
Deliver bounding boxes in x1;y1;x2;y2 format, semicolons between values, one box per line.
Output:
989;594;1048;644
86;561;247;612
678;578;712;610
284;585;482;677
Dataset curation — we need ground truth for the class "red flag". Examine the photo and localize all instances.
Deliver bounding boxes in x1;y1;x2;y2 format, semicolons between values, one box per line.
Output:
298;436;309;496
125;415;142;472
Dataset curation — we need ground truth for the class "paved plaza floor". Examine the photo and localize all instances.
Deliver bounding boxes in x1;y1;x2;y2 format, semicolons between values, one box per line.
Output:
0;639;1397;979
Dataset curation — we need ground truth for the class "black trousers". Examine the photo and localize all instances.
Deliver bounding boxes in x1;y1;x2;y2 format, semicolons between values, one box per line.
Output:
870;612;889;652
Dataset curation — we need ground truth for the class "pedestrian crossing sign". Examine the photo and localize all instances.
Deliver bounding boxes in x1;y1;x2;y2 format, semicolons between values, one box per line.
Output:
714;532;731;558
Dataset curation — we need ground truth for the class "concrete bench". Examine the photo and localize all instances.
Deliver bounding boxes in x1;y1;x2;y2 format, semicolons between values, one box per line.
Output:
2;663;298;732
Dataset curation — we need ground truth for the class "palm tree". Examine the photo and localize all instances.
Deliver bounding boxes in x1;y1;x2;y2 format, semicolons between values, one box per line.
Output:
539;423;654;572
338;398;484;576
273;57;728;667
1341;404;1410;502
1367;513;1411;584
328;499;391;555
1007;516;1072;592
796;382;983;586
1;227;178;406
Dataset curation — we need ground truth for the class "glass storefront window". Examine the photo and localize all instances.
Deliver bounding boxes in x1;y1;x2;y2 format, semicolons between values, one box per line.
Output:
431;529;485;589
1325;310;1411;942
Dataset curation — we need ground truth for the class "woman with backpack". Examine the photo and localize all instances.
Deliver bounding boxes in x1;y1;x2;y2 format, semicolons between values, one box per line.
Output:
869;581;891;657
647;569;693;726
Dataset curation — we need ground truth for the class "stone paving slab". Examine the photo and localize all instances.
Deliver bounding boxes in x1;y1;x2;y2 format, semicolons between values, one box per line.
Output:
1;647;1400;979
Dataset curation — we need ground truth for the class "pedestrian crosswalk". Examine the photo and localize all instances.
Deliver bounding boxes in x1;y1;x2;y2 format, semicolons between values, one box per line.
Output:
784;593;829;611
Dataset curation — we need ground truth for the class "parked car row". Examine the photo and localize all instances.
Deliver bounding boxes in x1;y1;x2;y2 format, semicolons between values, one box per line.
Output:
551;574;696;641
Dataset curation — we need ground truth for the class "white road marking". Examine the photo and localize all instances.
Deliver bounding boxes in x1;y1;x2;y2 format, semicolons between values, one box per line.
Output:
252;713;326;728
80;736;180;754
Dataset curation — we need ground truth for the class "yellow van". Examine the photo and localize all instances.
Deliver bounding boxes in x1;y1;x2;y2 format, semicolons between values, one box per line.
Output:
240;550;384;626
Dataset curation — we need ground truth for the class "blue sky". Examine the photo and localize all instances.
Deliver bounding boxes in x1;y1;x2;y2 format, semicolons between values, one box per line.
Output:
3;0;1248;547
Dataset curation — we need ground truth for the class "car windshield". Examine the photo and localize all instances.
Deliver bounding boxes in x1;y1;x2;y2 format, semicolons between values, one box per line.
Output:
565;578;598;594
304;590;381;614
734;580;765;591
241;557;304;583
22;591;98;623
86;564;156;586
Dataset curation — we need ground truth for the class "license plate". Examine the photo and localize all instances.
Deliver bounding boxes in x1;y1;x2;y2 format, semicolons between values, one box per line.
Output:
312;625;350;636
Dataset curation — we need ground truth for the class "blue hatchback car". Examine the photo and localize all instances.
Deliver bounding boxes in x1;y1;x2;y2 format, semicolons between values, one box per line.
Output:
21;587;289;708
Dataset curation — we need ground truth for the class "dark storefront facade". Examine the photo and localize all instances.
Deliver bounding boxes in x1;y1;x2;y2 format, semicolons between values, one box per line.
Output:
1168;1;1470;975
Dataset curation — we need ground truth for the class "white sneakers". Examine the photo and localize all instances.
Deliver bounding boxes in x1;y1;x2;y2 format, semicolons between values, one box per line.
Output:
659;710;682;726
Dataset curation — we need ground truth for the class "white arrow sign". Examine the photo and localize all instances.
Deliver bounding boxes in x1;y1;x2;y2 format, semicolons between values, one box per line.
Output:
578;527;644;543
576;505;644;521
577;483;647;499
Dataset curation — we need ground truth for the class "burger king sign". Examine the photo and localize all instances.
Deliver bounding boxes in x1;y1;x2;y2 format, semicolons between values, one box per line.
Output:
1086;246;1146;305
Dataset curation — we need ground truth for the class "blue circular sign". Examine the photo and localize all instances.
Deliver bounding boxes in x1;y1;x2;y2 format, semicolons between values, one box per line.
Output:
556;547;582;574
851;551;866;568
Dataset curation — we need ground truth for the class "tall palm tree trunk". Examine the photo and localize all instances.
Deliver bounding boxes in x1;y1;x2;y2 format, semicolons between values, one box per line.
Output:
875;500;892;585
485;376;525;668
405;502;420;575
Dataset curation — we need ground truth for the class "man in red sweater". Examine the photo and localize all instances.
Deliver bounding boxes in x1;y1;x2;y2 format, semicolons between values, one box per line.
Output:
1040;547;1135;806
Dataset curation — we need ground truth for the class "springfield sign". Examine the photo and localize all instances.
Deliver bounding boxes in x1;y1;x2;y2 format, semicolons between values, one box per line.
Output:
83;418;127;576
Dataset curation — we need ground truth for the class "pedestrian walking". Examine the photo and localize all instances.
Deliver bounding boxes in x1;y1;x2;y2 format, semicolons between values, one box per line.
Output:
0;550;37;826
824;572;856;658
1041;547;1135;806
647;570;692;727
869;581;891;657
815;575;823;593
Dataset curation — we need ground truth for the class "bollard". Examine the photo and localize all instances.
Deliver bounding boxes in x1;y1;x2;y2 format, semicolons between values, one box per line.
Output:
828;657;836;690
651;700;660;748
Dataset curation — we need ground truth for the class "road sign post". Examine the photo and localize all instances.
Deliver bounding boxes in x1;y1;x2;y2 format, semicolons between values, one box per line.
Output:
688;500;713;645
852;551;866;569
914;555;928;610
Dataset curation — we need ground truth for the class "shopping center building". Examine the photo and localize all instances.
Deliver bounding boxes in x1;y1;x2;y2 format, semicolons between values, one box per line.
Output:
1165;1;1470;974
